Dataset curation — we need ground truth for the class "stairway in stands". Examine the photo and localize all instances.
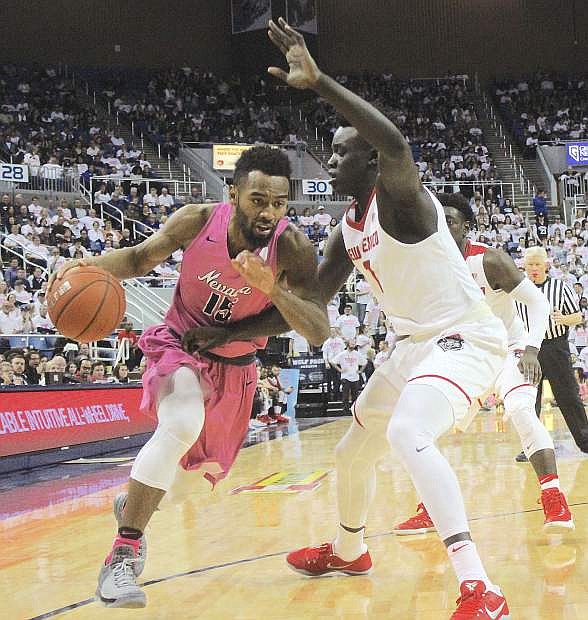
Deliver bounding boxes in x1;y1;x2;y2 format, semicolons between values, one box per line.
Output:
477;95;559;220
76;89;186;186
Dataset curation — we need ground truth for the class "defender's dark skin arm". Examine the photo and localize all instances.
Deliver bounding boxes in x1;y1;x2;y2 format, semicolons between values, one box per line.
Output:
267;18;436;242
482;247;543;384
183;225;352;352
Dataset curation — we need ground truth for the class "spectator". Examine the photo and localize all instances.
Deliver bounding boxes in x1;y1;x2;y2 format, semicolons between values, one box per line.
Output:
117;320;140;369
32;304;55;332
77;358;93;383
354;275;372;324
9;351;28;384
533;189;548;219
25;349;41;384
321;327;345;397
313;205;331;228
373;340;391;368
91;361;108;383
113;364;130;384
0;299;24;334
335;304;360;342
332;339;366;415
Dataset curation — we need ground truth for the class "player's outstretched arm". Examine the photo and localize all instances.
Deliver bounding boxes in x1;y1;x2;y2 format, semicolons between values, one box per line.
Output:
483;248;548;384
267;17;420;198
183;225;353;352
50;205;209;285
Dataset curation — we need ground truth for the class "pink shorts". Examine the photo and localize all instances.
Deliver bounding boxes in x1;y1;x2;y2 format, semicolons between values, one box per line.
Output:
139;324;257;485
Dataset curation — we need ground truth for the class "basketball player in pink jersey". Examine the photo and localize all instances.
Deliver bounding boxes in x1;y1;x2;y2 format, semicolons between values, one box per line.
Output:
191;18;509;619
393;194;574;536
52;146;329;608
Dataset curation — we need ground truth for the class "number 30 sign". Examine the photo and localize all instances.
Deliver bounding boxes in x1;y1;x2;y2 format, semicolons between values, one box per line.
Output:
1;164;29;183
302;179;333;195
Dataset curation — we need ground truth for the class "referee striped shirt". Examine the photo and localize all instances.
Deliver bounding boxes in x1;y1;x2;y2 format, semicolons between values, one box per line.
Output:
515;277;580;340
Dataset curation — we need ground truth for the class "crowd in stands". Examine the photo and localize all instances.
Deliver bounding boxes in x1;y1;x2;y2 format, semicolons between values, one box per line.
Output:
0;65;157;186
103;67;300;151
495;73;588;155
0;320;145;388
303;74;499;194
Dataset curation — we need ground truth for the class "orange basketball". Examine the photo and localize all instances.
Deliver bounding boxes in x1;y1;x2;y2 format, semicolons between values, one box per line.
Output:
47;265;126;343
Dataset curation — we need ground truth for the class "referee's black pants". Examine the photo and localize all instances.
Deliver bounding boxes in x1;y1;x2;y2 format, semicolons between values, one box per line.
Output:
535;335;588;453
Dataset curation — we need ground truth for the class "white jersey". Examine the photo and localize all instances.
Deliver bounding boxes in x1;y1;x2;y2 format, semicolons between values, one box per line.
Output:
464;240;527;348
341;188;484;337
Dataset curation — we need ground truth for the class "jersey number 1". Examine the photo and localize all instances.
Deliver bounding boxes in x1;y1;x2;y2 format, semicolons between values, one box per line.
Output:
203;292;233;322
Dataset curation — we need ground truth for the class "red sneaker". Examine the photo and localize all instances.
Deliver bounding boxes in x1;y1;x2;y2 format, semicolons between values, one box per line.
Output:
451;581;510;619
272;413;290;424
286;542;372;576
257;414;275;426
392;503;435;535
541;488;574;530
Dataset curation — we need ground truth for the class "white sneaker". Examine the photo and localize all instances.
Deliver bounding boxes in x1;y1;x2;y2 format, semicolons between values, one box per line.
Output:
96;543;146;608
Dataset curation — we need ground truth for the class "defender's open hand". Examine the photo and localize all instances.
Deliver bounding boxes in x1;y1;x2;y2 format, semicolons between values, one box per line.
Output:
267;17;321;89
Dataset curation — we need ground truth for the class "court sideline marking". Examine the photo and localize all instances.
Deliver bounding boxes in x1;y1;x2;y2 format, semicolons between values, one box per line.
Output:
30;501;588;619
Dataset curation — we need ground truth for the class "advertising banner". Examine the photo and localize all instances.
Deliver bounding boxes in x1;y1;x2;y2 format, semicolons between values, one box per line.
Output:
212;144;254;170
289;355;325;387
0;386;154;457
286;0;318;34
566;142;588;166
232;0;272;34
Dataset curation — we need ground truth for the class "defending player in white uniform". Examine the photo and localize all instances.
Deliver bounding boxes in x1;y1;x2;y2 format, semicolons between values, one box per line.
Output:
266;18;512;619
393;196;574;536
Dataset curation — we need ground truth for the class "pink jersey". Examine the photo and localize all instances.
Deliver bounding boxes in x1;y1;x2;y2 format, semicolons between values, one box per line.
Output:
165;203;289;357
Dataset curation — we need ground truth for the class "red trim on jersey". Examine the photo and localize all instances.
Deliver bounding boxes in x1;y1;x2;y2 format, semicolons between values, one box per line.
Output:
502;383;534;400
407;374;472;405
464;240;489;259
352;403;365;428
345;187;376;232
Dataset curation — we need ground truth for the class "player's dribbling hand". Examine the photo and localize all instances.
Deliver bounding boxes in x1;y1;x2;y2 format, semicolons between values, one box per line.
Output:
47;259;88;290
182;326;232;354
267;17;321;90
231;251;276;296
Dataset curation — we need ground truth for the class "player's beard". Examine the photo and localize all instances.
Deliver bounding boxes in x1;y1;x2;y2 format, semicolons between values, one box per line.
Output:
235;201;275;249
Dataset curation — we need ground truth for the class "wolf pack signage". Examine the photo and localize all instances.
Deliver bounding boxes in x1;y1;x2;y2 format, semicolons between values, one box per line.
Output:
566;142;588;167
231;0;272;34
289;355;325;386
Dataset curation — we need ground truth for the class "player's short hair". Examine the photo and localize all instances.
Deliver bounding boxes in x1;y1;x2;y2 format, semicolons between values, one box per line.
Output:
233;146;291;186
524;246;548;263
436;193;474;223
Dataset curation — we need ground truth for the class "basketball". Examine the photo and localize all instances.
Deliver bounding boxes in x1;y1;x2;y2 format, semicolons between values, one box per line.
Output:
47;265;126;343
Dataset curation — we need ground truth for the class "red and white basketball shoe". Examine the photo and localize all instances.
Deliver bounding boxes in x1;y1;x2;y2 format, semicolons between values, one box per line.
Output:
272;413;290;424
451;580;510;619
256;414;276;426
286;542;372;576
392;503;435;535
541;488;574;530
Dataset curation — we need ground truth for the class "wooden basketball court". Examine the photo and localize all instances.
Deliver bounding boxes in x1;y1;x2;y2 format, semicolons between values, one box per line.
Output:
2;406;587;619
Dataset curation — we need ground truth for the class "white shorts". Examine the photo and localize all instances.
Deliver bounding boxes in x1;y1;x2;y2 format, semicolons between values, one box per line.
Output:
354;314;507;432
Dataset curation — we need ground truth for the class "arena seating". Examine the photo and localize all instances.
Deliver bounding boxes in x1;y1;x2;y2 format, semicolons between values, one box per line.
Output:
494;73;588;155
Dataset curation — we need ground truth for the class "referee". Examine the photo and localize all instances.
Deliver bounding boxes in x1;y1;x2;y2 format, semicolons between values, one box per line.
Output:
516;246;588;455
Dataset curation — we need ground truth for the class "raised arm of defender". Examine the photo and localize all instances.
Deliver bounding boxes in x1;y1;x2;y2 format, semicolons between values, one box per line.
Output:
267;18;422;200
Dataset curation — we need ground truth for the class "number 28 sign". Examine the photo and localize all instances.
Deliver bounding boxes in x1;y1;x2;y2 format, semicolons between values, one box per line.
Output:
302;179;333;195
1;163;29;183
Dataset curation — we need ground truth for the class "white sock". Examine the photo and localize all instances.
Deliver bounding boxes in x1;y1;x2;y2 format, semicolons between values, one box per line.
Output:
447;541;494;591
540;474;560;491
333;525;367;561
